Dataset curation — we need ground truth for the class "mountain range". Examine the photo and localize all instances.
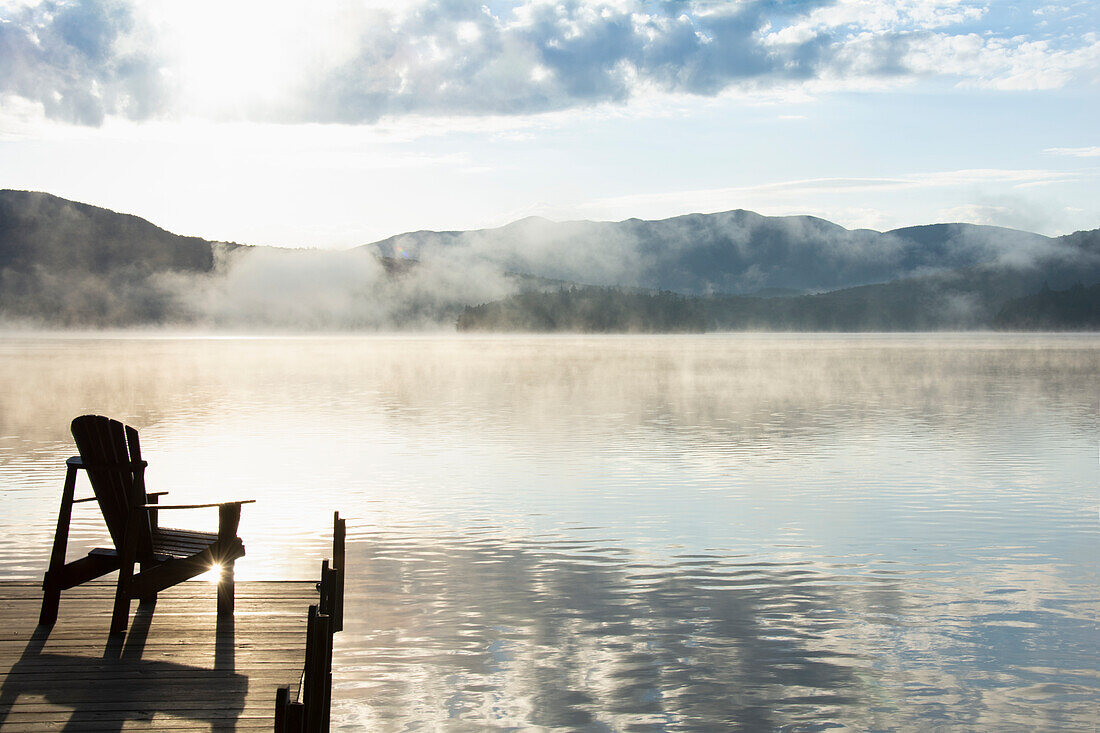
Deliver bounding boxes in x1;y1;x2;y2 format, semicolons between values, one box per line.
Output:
368;212;1073;296
1;189;1098;330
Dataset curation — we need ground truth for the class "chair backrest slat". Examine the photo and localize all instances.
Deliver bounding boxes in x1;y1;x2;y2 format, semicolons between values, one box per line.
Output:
71;415;153;558
124;425;148;518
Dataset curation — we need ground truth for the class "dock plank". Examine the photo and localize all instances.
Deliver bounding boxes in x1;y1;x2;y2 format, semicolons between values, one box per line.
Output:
0;581;314;732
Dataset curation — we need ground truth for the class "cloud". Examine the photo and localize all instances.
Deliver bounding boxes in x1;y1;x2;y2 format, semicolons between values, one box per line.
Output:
0;0;168;125
902;31;1100;90
288;0;839;123
3;0;1099;126
572;167;1081;215
290;0;1100;122
937;202;1052;234
549;167;1094;235
1044;146;1100;157
777;0;989;36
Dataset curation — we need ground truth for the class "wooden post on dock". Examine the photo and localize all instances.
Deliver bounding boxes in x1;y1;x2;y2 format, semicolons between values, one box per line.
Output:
274;510;345;733
333;512;345;632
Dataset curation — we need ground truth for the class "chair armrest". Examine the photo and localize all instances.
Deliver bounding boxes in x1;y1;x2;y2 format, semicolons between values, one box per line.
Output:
140;500;255;510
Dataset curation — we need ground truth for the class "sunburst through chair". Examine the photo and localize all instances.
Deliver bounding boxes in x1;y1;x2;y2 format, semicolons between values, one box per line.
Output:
39;415;255;634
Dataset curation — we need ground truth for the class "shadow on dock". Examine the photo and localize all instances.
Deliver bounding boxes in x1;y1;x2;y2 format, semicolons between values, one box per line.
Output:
0;581;314;732
1;601;246;732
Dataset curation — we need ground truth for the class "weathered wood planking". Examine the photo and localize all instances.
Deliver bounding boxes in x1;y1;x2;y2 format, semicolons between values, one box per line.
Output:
0;580;314;732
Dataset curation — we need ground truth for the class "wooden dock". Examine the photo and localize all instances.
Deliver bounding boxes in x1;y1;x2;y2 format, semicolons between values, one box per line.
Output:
0;580;315;732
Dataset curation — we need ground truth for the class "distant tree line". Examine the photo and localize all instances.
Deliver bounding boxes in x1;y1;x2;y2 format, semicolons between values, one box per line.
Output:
458;280;1100;332
457;287;707;332
993;283;1100;330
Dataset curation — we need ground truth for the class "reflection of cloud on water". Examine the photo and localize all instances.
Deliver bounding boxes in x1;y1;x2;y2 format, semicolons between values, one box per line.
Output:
335;533;1099;731
339;534;883;731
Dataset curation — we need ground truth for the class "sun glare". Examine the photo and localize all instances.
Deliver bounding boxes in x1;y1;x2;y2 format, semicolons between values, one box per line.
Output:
150;2;312;113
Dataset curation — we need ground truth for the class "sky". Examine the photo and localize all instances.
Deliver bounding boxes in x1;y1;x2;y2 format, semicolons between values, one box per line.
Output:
0;0;1097;249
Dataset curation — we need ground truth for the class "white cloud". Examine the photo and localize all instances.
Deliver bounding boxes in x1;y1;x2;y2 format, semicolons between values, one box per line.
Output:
4;0;1097;127
935;196;1065;233
778;0;988;36
581;168;1079;208
1044;146;1100;157
561;168;1090;233
905;32;1100;90
0;0;168;124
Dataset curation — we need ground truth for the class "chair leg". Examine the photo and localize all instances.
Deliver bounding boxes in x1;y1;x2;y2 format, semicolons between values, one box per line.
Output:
217;560;235;617
215;503;241;618
39;577;61;626
111;569;133;635
137;561;158;603
112;517;140;635
40;463;79;626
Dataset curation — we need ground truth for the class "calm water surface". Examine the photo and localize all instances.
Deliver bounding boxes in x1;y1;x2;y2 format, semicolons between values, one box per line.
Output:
0;333;1096;731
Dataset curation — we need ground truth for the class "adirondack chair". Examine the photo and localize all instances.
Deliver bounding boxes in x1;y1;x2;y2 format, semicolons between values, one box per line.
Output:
39;415;255;634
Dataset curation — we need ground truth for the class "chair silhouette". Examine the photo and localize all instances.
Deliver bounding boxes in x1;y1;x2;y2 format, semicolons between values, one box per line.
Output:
39;415;255;634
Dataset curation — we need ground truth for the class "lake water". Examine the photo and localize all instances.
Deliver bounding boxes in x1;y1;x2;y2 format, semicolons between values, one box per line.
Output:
0;333;1096;731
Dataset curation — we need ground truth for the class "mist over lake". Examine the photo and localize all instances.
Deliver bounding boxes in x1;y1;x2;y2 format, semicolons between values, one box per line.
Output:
4;191;1100;332
1;333;1096;730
